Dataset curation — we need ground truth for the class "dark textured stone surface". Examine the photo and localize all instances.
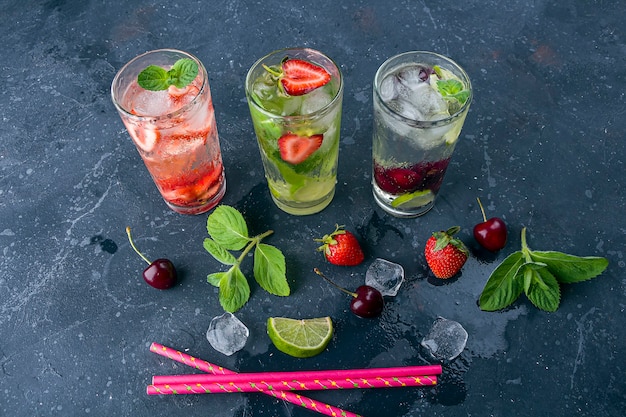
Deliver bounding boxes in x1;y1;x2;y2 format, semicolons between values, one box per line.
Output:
1;1;625;416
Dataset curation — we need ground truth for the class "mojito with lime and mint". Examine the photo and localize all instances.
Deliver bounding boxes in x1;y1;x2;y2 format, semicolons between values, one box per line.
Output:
245;48;343;215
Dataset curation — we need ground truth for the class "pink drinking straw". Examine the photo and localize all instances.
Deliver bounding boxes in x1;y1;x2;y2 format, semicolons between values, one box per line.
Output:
147;375;437;395
152;364;442;385
149;343;363;417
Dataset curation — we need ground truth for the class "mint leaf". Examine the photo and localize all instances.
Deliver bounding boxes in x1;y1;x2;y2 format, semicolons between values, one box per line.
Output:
479;251;525;311
479;227;608;313
137;58;199;91
219;267;250;313
207;272;225;287
207;205;249;250
204;205;290;313
528;251;608;284
137;65;170;91
170;58;199;88
523;265;561;312
254;243;290;296
436;79;469;105
203;238;237;265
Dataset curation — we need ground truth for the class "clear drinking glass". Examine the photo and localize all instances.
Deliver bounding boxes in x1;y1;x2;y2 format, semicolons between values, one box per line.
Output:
111;49;226;215
372;51;472;217
245;48;343;215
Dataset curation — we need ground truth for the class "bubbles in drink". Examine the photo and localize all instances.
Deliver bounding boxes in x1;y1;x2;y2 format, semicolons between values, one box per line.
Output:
421;317;468;361
365;258;405;296
206;312;249;356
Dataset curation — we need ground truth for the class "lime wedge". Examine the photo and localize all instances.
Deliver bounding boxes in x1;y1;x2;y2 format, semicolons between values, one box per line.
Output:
391;189;434;209
267;316;333;358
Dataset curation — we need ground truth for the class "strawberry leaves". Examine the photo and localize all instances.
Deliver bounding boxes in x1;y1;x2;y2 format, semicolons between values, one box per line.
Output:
479;228;608;312
204;205;290;312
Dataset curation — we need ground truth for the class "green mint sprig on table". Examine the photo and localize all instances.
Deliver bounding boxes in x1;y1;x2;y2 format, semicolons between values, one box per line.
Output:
203;205;290;313
137;58;199;91
479;227;608;312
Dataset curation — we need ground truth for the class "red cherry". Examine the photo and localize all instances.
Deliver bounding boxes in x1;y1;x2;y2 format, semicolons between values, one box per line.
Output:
143;259;177;289
473;198;507;251
126;227;178;289
350;285;384;318
314;268;384;318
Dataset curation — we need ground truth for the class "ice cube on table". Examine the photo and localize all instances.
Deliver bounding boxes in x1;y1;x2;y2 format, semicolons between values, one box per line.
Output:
421;317;468;361
206;312;249;356
365;258;405;296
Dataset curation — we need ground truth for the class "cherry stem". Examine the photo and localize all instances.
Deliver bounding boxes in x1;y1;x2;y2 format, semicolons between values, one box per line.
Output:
314;268;356;298
476;197;487;222
126;226;151;265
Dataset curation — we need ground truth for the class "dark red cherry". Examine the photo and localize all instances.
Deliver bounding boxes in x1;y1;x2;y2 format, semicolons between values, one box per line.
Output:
473;198;507;251
126;227;177;290
143;258;177;289
350;285;384;318
314;268;384;318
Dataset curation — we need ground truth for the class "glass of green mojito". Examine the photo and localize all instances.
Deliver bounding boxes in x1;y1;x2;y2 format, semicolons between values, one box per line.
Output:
245;48;343;215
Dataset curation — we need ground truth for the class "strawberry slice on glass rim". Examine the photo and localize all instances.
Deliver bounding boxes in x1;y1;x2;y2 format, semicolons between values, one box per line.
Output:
264;58;331;96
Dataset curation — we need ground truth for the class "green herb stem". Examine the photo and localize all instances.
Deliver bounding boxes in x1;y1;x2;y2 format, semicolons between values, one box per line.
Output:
235;230;274;265
479;226;608;312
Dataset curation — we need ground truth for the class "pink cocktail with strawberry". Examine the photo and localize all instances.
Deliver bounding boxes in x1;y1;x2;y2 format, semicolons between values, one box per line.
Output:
112;49;225;215
372;51;472;217
245;48;343;215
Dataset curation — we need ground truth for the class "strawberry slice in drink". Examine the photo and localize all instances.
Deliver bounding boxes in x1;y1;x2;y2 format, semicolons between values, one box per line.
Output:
159;163;223;207
278;132;323;164
126;123;159;153
280;58;331;96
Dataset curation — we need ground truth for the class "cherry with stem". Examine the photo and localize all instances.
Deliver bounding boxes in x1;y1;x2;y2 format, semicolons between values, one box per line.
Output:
126;227;177;290
473;198;508;252
314;268;384;318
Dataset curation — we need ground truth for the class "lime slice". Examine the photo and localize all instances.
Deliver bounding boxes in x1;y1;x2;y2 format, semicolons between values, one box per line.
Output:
267;316;333;358
391;189;434;209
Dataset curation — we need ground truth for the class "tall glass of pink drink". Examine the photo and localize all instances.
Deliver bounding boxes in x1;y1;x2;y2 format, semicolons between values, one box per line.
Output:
111;49;226;215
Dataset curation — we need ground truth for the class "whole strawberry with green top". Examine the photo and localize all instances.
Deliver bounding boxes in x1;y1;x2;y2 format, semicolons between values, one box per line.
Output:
315;225;365;266
424;226;469;279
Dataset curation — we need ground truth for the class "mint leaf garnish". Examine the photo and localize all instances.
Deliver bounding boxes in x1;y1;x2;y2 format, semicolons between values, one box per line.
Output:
137;58;199;91
436;79;470;105
479;228;608;312
170;58;199;88
137;65;170;91
204;205;290;313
